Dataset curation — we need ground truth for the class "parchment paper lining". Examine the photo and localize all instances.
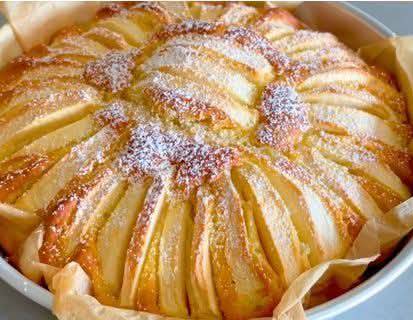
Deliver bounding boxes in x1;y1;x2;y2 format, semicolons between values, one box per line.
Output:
0;2;100;51
0;2;413;320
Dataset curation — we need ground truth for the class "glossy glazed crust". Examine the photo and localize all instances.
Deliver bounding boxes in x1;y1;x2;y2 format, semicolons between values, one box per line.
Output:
0;2;411;320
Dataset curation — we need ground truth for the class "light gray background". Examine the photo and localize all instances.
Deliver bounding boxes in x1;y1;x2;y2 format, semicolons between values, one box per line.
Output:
0;2;412;320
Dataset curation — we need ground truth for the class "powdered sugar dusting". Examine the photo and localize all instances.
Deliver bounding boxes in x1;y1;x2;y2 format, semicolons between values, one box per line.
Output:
257;84;310;151
83;49;139;93
274;156;312;185
158;20;222;39
139;71;227;123
224;26;290;72
95;101;129;129
118;123;239;190
167;34;273;78
290;47;364;78
141;44;256;104
156;21;289;74
311;132;378;163
273;30;337;52
12;48;83;68
97;2;130;18
0;155;51;198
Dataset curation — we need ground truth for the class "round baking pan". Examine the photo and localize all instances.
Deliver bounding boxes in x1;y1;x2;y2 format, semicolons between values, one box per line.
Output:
0;2;411;319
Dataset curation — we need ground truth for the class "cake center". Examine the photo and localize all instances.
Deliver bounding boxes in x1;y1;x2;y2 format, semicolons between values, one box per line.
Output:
81;21;310;189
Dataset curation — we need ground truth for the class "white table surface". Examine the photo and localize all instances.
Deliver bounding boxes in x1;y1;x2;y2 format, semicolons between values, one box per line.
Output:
1;2;413;320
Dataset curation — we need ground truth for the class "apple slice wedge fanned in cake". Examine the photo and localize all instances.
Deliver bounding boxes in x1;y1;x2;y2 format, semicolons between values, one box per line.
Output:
139;44;258;106
33;122;130;268
95;2;172;48
13;125;124;213
308;104;411;150
0;84;100;161
38;163;123;267
186;186;221;319
0;101;131;206
304;133;412;211
0;112;110;256
252;7;304;41
156;29;275;86
134;200;165;314
68;175;149;305
294;148;384;220
158;197;191;317
207;173;283;320
0;155;56;204
120;177;170;308
231;160;308;286
296;68;407;121
134;70;257;130
248;152;363;266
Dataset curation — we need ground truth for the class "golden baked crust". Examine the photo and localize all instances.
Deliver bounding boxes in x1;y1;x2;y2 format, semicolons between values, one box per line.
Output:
0;2;412;319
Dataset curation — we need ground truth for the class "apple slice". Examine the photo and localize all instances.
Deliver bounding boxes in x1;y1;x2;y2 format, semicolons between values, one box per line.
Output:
97;17;148;47
0;51;82;96
208;173;282;320
3;79;87;114
0;155;55;203
128;4;173;33
253;7;303;42
85;27;131;50
15;114;98;157
291;46;365;75
352;175;405;211
158;197;191;317
251;154;349;265
296;148;383;220
305;133;411;202
258;23;295;43
301;91;400;122
18;64;83;85
94;181;149;301
186;186;220;319
120;177;169;308
309;104;410;149
0;115;102;203
275;154;363;240
63;177;126;306
219;4;257;25
0;91;100;160
39;166;121;267
15;126;121;212
135;71;258;130
135;206;164;313
351;160;411;204
232;161;308;285
296;68;405;116
166;34;274;86
272;30;338;55
51;35;109;57
141;44;257;105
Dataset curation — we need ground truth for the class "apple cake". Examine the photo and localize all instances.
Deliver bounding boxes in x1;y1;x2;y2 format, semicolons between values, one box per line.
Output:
0;2;412;319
